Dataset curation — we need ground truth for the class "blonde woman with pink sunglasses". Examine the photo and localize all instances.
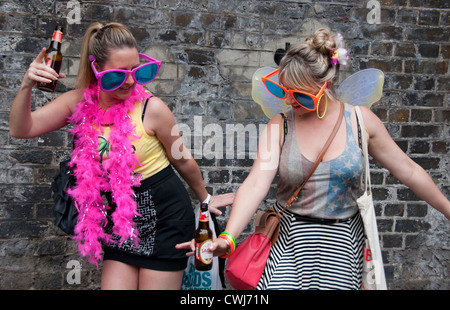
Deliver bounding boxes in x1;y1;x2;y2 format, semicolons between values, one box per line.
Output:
10;22;233;290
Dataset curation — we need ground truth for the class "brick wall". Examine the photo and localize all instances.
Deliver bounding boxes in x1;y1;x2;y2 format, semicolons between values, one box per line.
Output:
0;0;448;290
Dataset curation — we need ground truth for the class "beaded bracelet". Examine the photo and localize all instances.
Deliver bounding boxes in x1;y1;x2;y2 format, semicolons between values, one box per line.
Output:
218;232;236;258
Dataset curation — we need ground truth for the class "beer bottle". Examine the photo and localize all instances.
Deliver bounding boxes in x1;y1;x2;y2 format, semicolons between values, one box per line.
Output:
37;25;63;92
195;202;213;271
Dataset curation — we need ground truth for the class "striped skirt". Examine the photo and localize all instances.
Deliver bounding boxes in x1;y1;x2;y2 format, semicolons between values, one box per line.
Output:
257;204;365;290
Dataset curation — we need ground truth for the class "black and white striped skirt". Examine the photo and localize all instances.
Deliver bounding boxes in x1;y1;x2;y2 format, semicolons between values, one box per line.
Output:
257;203;365;290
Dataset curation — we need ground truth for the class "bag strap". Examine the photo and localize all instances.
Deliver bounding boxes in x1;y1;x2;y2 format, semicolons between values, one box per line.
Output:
277;112;288;149
280;112;288;143
355;106;371;193
284;102;345;209
141;97;150;122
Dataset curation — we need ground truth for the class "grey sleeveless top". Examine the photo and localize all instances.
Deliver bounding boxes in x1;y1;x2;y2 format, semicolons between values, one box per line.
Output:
276;103;363;219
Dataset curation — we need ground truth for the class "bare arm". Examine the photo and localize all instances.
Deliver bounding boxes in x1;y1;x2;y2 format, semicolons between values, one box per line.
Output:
196;114;283;256
9;48;78;139
145;97;234;214
361;106;450;220
176;114;284;256
222;114;283;239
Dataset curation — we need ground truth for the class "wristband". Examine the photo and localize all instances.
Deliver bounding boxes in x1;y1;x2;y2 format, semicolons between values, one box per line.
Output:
219;232;236;249
202;193;211;204
218;236;233;258
218;232;236;258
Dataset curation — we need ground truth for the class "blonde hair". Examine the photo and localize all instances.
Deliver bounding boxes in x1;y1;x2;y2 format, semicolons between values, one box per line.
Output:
279;28;341;99
75;22;138;89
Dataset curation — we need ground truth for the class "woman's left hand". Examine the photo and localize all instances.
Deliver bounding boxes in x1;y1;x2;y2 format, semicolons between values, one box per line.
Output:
175;239;195;256
208;193;235;215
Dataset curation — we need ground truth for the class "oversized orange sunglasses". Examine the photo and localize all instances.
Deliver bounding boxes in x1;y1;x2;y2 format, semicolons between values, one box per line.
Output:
261;69;327;111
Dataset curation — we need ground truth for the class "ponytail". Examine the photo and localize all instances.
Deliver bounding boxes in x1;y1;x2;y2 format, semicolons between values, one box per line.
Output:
76;22;102;89
75;22;138;89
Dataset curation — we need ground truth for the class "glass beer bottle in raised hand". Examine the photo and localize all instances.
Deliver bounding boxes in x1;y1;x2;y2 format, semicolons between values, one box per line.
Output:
37;25;63;92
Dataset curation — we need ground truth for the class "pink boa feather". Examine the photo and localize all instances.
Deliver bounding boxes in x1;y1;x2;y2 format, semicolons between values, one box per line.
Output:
67;83;150;265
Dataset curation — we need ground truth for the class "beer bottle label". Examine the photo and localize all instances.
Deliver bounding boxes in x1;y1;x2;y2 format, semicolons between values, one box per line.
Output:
44;57;52;67
199;210;209;222
52;30;63;43
196;240;213;264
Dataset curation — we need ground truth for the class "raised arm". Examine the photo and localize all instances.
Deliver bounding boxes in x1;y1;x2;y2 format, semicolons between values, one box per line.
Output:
9;48;78;139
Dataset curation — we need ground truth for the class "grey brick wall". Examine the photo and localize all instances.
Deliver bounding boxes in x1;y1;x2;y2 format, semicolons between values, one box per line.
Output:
0;0;448;290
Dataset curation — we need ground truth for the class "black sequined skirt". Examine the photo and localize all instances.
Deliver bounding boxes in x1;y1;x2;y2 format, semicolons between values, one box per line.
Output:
103;165;195;271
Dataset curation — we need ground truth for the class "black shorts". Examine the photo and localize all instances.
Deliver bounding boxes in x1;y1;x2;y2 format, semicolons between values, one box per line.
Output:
103;165;195;271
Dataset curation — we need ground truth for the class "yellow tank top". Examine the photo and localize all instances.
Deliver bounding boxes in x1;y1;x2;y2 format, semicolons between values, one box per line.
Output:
97;99;170;181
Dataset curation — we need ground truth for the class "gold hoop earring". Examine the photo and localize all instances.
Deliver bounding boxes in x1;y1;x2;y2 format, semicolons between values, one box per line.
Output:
317;94;328;119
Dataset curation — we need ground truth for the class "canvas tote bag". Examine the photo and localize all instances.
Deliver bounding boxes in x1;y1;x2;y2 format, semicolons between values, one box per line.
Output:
355;106;387;290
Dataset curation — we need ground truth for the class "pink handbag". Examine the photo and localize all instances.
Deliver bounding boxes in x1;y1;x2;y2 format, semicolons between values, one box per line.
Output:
224;209;280;290
225;104;344;290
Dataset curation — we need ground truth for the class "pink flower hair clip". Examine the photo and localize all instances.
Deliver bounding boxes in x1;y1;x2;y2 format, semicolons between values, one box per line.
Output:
330;33;349;66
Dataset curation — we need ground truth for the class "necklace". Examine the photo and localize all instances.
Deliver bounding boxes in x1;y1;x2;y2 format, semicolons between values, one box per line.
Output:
67;83;150;265
98;108;115;127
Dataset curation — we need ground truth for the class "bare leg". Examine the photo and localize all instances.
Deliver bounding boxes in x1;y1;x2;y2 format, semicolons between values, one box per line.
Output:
138;269;184;290
101;260;139;290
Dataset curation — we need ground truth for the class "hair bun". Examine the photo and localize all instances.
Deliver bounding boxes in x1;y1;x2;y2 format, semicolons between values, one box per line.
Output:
311;28;335;55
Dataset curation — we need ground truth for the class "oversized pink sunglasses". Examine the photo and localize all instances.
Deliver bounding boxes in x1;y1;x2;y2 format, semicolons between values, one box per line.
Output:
89;53;161;91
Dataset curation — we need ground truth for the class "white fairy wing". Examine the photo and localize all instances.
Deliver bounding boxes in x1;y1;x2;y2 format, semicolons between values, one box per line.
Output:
252;67;289;119
335;69;385;108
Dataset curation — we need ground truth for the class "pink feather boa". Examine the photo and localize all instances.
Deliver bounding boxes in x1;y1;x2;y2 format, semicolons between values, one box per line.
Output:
67;84;150;265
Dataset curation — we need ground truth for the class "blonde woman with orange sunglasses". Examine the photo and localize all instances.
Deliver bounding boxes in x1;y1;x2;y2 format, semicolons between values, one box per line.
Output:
179;28;449;290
